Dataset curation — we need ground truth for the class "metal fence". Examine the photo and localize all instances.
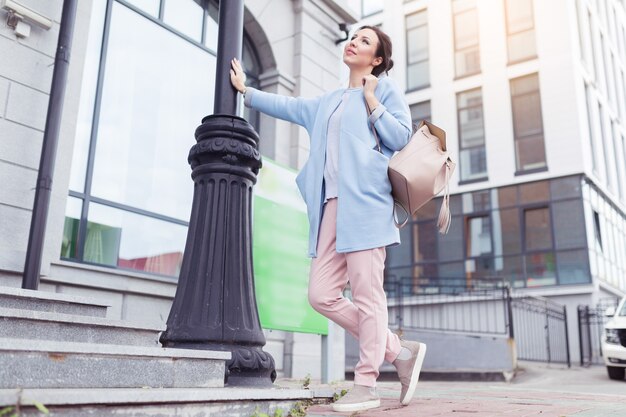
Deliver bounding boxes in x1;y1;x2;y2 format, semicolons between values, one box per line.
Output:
383;276;512;336
383;275;571;366
578;298;621;366
511;296;570;366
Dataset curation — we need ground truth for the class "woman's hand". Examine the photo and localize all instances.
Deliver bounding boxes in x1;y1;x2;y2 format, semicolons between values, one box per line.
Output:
362;74;378;99
362;74;380;112
230;58;247;93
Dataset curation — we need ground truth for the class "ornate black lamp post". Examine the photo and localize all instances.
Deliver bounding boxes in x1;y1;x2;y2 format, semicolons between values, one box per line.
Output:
159;0;276;386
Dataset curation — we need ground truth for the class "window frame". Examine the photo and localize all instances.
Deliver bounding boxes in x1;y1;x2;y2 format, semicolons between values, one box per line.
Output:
452;1;481;79
456;87;488;183
405;9;430;92
510;73;548;175
504;0;538;65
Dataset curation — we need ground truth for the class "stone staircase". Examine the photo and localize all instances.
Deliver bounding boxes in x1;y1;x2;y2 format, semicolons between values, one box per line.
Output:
0;286;332;416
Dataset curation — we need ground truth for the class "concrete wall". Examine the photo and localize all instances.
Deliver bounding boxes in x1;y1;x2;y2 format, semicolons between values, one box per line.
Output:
346;329;516;376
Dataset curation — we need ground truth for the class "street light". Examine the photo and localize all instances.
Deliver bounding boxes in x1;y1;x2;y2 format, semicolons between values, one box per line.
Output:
159;0;276;386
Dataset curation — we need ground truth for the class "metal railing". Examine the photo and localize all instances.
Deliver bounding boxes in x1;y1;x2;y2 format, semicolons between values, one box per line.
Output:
383;276;513;336
578;298;620;366
383;275;571;366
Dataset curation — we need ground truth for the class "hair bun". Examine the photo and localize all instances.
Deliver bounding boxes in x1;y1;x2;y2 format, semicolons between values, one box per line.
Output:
387;58;394;73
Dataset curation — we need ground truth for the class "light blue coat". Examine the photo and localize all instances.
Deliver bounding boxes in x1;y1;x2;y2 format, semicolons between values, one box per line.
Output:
244;75;412;258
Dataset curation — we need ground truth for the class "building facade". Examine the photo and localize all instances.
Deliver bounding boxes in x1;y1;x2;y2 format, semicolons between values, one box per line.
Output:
0;0;367;380
2;0;626;379
362;0;626;362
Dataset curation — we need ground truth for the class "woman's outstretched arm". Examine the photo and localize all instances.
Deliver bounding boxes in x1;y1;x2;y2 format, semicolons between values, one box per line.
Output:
365;76;412;152
230;58;321;129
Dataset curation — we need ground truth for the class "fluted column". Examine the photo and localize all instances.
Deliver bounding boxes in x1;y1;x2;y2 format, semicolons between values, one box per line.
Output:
159;114;276;386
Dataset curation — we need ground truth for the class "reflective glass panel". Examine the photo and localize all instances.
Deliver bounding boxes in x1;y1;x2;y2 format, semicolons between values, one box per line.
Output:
60;197;83;260
407;61;430;90
204;2;218;51
68;0;107;192
466;216;492;257
362;0;384;16
506;0;534;33
508;30;537;62
553;200;586;250
387;223;413;266
550;176;581;200
91;2;215;221
498;208;522;255
515;135;547;171
519;181;549;204
410;101;431;124
85;203;187;276
125;0;160;17
163;0;204;42
438;215;464;262
525;252;556;286
407;24;428;63
414;221;437;261
525;207;552;251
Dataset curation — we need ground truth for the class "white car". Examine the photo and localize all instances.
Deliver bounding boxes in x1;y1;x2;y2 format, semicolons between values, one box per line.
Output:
602;296;626;380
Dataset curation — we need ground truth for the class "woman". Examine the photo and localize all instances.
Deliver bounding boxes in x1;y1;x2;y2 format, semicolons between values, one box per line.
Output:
230;26;426;412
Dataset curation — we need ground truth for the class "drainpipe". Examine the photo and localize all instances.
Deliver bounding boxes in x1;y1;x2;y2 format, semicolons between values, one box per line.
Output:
22;0;78;290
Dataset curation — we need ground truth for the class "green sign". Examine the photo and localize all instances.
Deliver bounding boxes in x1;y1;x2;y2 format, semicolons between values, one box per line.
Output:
253;158;328;335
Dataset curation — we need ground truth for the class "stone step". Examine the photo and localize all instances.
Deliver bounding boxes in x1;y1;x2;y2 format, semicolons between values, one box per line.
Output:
0;385;332;417
0;286;109;318
0;338;230;389
0;307;164;346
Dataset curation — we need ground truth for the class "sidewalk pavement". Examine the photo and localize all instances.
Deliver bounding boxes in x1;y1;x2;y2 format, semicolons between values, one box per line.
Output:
281;362;626;417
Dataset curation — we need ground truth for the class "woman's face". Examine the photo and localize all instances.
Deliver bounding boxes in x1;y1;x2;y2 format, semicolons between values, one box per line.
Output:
343;28;382;71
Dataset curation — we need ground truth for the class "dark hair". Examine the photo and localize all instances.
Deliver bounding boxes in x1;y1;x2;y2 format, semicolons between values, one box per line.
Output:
357;25;394;77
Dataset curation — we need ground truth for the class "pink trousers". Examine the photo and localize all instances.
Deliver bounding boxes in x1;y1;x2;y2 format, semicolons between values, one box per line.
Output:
308;198;402;387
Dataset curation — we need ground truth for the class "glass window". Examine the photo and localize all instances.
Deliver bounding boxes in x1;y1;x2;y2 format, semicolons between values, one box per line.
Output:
611;121;623;197
584;83;599;174
362;0;384;16
413;221;438;261
550;176;581;200
576;0;591;68
204;1;218;51
498;208;522;255
457;89;487;181
438;216;464;262
525;252;557;286
61;197;83;260
84;203;187;276
63;0;267;278
557;249;591;284
406;11;429;90
69;0;107;193
466;216;492;257
519;180;549;204
552;200;586;250
163;0;204;42
593;210;603;251
453;1;480;77
90;2;215;221
495;255;524;286
462;189;490;213
387;223;413;267
510;74;546;172
590;11;600;81
125;0;160;17
524;207;552;251
505;0;536;63
409;101;431;125
498;185;517;208
597;103;611;186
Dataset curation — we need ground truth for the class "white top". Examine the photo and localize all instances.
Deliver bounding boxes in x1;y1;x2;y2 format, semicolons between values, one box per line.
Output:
324;87;362;202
